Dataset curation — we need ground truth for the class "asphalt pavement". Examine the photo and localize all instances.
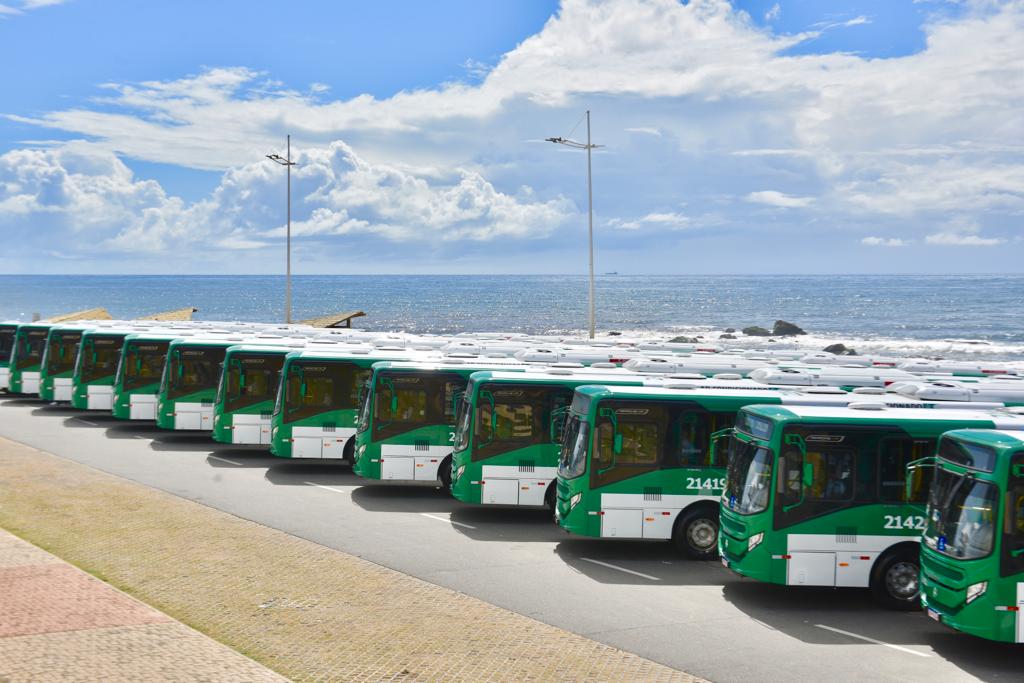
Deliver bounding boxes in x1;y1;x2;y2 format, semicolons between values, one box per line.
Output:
1;395;1019;682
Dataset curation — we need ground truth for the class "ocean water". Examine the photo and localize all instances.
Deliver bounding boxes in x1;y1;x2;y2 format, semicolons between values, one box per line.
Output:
1;274;1022;360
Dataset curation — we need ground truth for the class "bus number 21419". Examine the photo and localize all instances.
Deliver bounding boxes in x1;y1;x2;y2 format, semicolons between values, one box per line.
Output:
687;477;726;492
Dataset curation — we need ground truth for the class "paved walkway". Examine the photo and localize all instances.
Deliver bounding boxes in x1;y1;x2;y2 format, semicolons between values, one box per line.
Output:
0;530;285;682
0;436;703;682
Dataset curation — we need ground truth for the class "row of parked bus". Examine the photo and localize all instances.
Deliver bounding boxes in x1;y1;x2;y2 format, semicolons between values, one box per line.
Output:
2;317;1024;643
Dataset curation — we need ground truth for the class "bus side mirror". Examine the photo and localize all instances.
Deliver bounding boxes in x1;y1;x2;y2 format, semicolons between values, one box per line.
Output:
549;406;568;443
709;428;734;466
390;395;398;413
802;462;814;488
176;363;184;378
300;381;307;396
613;433;623;455
1013;464;1024;478
135;358;143;372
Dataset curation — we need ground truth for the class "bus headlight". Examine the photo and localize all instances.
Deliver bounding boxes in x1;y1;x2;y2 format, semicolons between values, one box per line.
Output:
965;581;987;604
747;532;764;552
570;493;582;510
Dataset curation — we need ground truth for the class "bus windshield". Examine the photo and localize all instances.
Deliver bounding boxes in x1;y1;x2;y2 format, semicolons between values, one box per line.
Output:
121;342;170;392
221;354;283;413
924;467;999;560
371;372;463;440
282;361;371;424
17;329;48;369
356;381;372;433
723;437;773;514
46;332;81;375
453;393;473;451
166;346;226;400
79;336;123;383
471;384;573;462
0;327;15;362
558;415;589;479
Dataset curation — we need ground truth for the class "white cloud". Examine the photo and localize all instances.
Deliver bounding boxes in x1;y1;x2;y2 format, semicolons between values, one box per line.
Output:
862;236;910;247
608;211;690;231
745;190;815;208
765;3;781;22
925;232;1004;246
3;0;1024;270
0;140;574;255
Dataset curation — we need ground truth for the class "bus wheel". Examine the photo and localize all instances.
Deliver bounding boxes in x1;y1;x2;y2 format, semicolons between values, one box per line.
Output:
342;438;355;465
439;456;452;493
673;507;720;560
871;548;920;611
544;483;557;523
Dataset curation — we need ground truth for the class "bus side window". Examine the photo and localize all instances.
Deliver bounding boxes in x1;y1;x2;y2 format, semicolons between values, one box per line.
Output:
806;449;855;501
777;449;803;507
878;438;933;503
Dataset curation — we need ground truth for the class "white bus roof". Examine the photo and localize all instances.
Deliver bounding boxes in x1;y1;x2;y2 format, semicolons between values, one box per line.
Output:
759;404;1024;427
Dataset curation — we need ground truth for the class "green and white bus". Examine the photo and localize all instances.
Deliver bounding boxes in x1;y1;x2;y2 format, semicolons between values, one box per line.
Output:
553;386;1004;558
270;347;439;460
156;335;294;431
449;368;659;510
919;428;1024;642
39;323;94;402
211;342;307;445
351;358;530;486
0;322;18;392
6;323;52;394
718;405;1024;609
71;327;152;411
111;331;193;421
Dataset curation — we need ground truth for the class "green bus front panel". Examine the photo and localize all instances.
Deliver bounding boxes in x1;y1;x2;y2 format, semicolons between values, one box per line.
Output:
8;328;48;394
920;546;1024;643
451;442;557;507
270;410;356;458
212;400;277;445
352;424;453;482
39;332;83;402
157;390;218;431
557;468;725;539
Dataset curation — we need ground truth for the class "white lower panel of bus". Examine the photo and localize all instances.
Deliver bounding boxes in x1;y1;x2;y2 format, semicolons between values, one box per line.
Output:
290;426;355;458
52;377;73;402
232;413;271;445
0;367;8;390
597;493;711;539
785;534;918;588
129;394;157;420
479;465;557;506
86;385;113;411
174;402;213;430
21;371;40;395
380;444;452;481
1017;583;1024;643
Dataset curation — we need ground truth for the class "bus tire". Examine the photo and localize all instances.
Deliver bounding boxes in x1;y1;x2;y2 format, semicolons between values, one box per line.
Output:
870;544;921;611
439;456;452;492
342;438;355;465
544;481;557;522
673;505;720;560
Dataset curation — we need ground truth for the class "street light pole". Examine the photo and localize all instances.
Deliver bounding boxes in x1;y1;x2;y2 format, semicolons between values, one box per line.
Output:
546;110;601;339
266;136;297;324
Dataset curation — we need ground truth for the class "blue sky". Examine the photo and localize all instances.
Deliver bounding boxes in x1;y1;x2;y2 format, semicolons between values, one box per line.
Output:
1;0;1020;274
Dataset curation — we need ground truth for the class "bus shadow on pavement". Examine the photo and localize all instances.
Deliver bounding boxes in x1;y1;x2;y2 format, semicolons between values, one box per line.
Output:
349;484;459;513
924;630;1021;681
447;507;566;543
554;539;724;585
148;433;220;451
103;423;165;439
0;397;43;407
205;449;278;467
264;463;361;485
30;405;81;416
721;580;941;646
62;415;120;428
